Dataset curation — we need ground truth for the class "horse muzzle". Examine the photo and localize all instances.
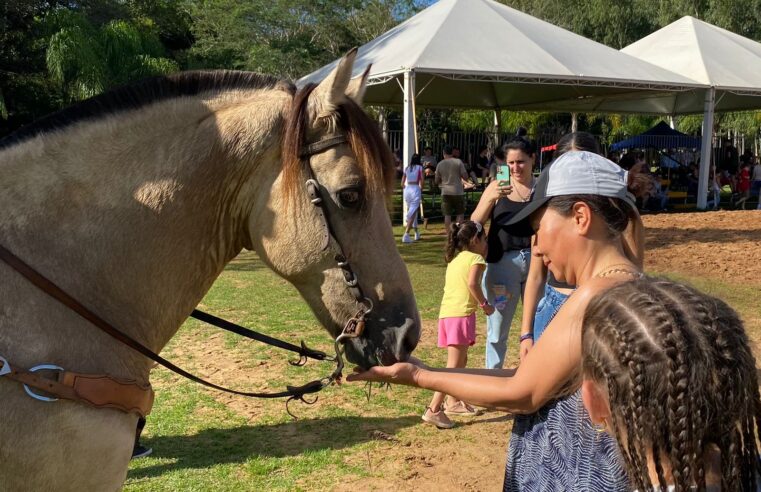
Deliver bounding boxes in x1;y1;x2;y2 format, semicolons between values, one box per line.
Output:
341;315;419;369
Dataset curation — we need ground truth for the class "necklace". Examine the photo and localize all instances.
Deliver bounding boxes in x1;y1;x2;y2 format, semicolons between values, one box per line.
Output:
512;178;534;202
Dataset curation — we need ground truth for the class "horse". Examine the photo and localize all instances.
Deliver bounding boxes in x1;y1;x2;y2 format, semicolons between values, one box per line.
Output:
0;51;420;490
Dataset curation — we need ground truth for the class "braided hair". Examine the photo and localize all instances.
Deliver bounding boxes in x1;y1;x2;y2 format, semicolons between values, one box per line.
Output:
444;220;484;263
581;277;761;491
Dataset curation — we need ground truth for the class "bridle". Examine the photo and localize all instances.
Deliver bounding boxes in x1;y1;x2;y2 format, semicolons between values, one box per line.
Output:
0;130;371;418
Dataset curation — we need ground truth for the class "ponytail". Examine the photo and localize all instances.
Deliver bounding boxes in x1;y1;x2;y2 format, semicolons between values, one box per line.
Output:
444;223;460;263
444;220;484;263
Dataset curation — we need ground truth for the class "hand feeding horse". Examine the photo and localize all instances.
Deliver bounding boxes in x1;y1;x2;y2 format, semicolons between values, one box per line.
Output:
0;51;420;490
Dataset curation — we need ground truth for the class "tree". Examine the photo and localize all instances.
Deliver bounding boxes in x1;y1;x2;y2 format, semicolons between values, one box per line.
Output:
44;10;179;102
184;0;421;78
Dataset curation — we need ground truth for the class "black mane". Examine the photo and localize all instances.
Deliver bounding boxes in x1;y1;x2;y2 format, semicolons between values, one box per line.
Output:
0;70;293;151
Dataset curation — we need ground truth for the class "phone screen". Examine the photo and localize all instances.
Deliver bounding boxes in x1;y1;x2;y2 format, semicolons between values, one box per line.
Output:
496;164;511;186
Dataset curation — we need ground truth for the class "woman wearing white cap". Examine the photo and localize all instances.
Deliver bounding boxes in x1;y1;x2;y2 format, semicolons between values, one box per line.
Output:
349;150;648;491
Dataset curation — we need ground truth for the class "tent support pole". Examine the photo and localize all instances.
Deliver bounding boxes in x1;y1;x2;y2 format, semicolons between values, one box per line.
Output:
571;113;578;133
402;70;416;226
668;115;675;130
697;87;715;210
493;108;502;148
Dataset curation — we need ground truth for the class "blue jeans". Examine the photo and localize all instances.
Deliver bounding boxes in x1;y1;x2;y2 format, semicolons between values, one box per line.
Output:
533;283;570;341
483;248;531;369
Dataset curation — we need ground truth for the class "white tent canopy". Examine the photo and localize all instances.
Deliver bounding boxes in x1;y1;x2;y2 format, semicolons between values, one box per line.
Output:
623;16;761;110
298;0;710;207
299;0;702;112
621;16;761;207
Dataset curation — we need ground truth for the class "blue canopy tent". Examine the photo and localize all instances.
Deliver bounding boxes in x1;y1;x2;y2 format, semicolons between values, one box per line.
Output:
609;121;701;151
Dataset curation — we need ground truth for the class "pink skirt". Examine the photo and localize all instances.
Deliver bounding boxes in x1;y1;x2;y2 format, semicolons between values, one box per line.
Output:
438;313;477;347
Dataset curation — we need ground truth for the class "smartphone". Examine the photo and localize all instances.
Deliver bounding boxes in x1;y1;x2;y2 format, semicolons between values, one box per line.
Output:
496;164;511;186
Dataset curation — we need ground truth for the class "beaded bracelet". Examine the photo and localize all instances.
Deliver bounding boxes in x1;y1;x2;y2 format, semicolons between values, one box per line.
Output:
519;333;534;342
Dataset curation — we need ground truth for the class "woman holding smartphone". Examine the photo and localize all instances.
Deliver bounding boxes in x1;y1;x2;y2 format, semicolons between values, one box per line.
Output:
471;137;536;369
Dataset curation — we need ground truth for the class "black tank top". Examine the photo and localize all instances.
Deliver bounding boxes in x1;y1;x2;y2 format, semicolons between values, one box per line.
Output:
486;198;532;263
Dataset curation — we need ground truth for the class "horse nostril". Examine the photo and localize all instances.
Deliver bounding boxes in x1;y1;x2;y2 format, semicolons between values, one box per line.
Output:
395;318;420;361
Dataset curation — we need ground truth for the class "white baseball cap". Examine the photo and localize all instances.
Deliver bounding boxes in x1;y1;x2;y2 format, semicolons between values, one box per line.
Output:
506;151;637;234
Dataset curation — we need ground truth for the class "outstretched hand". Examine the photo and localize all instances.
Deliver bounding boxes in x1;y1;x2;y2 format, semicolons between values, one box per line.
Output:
346;357;428;388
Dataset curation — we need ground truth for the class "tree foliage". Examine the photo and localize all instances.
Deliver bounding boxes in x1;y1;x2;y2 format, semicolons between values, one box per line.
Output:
1;0;760;141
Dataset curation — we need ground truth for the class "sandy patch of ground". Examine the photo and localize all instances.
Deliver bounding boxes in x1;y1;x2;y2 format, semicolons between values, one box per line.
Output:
643;210;760;286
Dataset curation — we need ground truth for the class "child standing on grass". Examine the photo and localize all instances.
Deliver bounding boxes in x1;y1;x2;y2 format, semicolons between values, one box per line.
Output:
422;220;494;429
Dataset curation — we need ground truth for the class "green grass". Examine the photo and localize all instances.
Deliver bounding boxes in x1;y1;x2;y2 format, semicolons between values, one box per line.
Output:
126;223;760;490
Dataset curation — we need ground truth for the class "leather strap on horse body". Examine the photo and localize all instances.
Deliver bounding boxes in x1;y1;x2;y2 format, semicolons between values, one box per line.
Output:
0;243;340;405
0;357;154;417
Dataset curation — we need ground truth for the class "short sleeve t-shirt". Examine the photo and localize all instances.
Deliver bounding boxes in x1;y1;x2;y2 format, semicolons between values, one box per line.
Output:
435;158;467;195
439;250;486;318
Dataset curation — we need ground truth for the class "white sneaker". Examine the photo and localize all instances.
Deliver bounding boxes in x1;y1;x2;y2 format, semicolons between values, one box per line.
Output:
414;230;421;241
402;233;412;243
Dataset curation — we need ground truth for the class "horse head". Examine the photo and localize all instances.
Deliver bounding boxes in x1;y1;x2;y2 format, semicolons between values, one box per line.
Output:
246;51;420;368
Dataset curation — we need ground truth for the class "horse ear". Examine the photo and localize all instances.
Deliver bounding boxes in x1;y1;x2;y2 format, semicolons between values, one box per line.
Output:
346;64;371;106
309;48;357;121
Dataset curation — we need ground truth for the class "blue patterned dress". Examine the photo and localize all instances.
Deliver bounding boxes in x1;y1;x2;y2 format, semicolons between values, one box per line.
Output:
504;391;630;491
504;288;630;491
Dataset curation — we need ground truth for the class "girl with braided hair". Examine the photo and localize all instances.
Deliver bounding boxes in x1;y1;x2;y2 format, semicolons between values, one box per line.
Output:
350;151;650;490
582;277;761;491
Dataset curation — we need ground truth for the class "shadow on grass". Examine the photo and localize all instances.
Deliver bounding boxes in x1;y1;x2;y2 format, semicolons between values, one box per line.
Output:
128;415;419;479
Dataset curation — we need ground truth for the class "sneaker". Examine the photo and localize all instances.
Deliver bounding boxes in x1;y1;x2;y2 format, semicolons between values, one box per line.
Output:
421;407;455;429
131;444;153;460
414;230;421;241
444;400;480;417
402;233;412;244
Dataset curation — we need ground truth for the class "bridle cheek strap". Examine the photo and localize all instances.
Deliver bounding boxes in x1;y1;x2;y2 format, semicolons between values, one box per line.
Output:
300;134;371;314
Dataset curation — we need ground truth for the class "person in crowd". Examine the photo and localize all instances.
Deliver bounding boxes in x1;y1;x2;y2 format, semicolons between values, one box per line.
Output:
618;152;636;170
706;165;722;210
393;147;403;178
472;137;536;369
349;150;650;491
581;277;761;491
752;155;761;209
421;146;437;177
435;145;469;232
734;158;752;209
687;163;700;197
422;221;494;429
475;145;491;183
719;139;739;176
401;154;424;244
453;147;478;189
487;145;507;184
131;417;152;460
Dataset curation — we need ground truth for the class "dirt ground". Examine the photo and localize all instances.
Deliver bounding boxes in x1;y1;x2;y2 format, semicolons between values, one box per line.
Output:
643;210;760;285
186;210;760;492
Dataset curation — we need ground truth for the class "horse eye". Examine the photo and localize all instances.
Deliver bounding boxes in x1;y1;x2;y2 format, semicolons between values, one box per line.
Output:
337;189;361;208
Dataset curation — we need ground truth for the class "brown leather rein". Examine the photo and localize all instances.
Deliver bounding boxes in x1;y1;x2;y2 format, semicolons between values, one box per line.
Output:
0;132;371;418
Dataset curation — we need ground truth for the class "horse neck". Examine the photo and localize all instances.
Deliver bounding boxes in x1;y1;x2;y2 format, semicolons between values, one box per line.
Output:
0;89;289;374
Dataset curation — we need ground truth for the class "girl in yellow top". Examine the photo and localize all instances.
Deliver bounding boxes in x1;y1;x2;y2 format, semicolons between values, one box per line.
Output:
423;221;495;429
